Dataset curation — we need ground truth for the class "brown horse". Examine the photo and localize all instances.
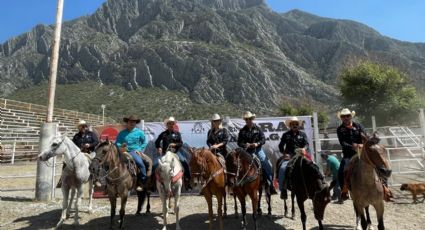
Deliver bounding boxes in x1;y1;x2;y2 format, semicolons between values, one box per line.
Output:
226;148;267;230
90;141;143;229
349;133;392;230
189;148;227;230
286;149;335;230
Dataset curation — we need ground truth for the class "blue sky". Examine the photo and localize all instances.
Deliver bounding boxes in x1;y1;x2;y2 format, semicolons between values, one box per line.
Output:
1;0;424;43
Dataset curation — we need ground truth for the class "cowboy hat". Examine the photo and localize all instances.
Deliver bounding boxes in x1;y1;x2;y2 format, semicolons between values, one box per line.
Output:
284;116;303;128
337;108;356;119
77;120;87;128
123;115;141;123
164;116;176;125
211;113;222;121
242;111;256;119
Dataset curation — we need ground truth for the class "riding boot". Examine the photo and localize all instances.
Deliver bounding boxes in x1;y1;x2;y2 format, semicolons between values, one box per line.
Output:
280;189;288;200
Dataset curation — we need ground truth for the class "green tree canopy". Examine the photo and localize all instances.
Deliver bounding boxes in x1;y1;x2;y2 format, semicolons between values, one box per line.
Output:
339;61;422;126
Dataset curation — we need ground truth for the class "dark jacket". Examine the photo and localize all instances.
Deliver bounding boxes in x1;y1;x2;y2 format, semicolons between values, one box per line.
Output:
207;128;229;155
237;124;266;154
337;122;365;159
278;130;308;156
155;130;183;154
72;131;99;152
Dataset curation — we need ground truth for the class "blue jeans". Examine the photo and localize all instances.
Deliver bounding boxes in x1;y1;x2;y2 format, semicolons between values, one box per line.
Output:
338;158;350;190
278;160;289;191
129;151;147;184
254;148;273;185
333;176;341;199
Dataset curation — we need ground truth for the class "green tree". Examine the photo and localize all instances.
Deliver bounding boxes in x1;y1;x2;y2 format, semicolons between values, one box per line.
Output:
339;61;422;126
279;101;329;129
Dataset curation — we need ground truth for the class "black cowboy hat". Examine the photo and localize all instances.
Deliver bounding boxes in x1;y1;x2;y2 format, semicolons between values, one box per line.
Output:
123;115;141;124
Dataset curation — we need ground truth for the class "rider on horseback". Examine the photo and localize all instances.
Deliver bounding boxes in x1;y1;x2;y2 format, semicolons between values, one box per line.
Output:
277;116;309;199
337;108;393;202
207;113;229;161
155;116;193;191
58;120;99;188
116;115;148;192
237;111;278;195
337;108;365;201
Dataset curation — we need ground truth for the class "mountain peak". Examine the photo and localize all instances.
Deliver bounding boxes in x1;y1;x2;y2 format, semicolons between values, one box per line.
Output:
195;0;266;9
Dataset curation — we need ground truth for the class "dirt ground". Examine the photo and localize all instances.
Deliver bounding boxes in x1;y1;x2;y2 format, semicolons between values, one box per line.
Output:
1;164;425;230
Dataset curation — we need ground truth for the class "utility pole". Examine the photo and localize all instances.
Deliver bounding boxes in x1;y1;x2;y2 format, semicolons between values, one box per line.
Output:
35;0;64;201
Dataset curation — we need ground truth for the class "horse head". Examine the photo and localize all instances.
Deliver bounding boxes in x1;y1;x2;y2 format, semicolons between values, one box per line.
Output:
38;135;66;161
225;149;239;186
362;132;392;178
157;152;181;197
312;180;336;221
90;141;114;175
189;148;206;176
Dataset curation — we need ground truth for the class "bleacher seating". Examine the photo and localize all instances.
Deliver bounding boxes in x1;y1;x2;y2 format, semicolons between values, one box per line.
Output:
0;98;115;163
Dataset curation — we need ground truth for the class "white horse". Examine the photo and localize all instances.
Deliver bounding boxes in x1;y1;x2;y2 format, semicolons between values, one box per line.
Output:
38;134;94;228
156;151;183;230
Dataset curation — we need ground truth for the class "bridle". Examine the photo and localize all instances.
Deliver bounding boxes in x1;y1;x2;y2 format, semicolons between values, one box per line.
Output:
226;150;260;187
93;142;128;185
191;148;225;190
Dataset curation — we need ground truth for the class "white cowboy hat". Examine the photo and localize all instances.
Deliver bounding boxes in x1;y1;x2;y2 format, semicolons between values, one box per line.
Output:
211;113;222;121
284;116;303;128
242;111;256;119
337;108;356;119
77;120;87;127
164;116;176;125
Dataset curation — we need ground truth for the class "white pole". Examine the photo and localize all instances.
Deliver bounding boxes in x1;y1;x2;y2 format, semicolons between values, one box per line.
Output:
313;112;322;170
36;0;63;201
11;141;16;164
372;116;376;132
46;0;64;123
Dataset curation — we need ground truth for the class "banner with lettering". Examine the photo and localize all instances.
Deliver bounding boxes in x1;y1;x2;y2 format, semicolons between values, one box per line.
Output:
93;116;313;169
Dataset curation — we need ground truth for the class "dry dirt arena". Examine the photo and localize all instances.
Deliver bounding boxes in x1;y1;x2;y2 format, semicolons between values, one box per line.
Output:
1;164;424;230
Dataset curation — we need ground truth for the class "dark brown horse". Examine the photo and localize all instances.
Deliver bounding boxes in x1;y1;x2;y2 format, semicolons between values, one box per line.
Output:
286;149;335;230
226;148;271;230
189;148;227;230
90;141;148;229
349;133;392;230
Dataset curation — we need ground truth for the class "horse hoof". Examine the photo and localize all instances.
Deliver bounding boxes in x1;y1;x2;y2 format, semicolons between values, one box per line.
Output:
56;219;65;229
146;210;151;214
367;225;375;230
135;211;141;215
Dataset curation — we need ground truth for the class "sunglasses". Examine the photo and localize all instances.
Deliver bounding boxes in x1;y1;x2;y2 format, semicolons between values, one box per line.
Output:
340;115;351;118
244;118;254;121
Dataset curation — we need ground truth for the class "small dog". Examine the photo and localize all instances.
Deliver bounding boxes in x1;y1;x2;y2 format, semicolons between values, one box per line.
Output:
400;183;425;203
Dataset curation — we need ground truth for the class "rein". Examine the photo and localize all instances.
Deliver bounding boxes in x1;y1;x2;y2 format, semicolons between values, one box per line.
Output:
96;143;130;185
191;149;225;190
227;151;260;187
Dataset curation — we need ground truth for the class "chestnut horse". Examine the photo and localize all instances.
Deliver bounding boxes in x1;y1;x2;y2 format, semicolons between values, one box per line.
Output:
226;148;271;230
349;133;392;230
189;148;227;230
90;141;144;229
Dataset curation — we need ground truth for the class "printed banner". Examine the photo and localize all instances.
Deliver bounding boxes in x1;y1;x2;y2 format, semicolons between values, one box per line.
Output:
93;116;313;170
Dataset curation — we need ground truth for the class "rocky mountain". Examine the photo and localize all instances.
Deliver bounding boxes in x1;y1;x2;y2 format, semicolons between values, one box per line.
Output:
1;0;424;112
